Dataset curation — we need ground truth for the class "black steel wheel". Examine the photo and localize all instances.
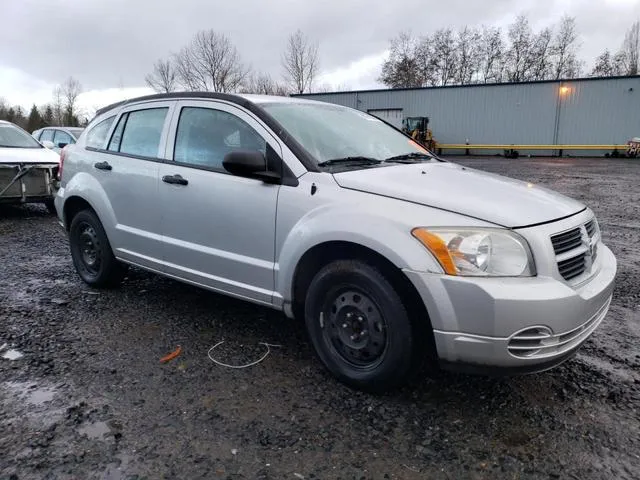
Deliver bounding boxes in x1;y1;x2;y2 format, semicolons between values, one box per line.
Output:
322;287;388;369
304;259;415;392
69;209;127;288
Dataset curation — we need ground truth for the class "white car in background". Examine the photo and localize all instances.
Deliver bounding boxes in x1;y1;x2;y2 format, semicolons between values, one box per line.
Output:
1;120;61;213
32;126;84;153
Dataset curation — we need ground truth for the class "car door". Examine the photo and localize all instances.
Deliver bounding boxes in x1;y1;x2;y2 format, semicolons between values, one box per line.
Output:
158;100;282;305
89;101;175;271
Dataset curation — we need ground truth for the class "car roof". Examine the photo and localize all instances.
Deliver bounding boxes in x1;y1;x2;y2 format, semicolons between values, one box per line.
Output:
40;126;84;130
93;91;330;117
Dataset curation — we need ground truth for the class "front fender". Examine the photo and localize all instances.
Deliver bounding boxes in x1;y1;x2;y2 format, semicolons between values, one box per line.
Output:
61;171;117;241
275;204;444;303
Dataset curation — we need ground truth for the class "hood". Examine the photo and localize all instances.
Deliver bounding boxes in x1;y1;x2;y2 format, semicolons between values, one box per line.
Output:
0;147;60;165
332;161;585;228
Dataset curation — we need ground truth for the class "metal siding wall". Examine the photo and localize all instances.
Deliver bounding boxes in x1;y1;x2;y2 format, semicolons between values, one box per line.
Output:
298;77;640;152
557;78;640;145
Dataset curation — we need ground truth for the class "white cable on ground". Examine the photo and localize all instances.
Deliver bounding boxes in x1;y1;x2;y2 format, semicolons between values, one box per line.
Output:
207;341;282;369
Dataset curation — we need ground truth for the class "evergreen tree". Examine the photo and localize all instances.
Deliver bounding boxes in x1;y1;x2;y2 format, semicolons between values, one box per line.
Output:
43;105;54;126
27;104;43;132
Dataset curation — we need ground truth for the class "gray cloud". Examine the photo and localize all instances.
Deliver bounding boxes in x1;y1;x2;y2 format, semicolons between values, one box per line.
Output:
1;0;639;91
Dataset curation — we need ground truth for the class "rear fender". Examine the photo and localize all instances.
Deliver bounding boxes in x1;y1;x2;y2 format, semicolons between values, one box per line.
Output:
61;172;117;240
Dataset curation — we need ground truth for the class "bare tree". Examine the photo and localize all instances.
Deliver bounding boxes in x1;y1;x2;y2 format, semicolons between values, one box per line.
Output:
529;27;553;80
455;27;482;84
314;82;352;93
431;28;458;85
505;15;534;82
590;50;623;77
240;73;290;96
174;30;249;92
550;16;582;79
145;59;177;93
61;77;82;126
379;32;424;88
621;21;640;75
282;30;319;94
614;50;630;75
478;26;505;83
413;35;437;86
52;86;64;125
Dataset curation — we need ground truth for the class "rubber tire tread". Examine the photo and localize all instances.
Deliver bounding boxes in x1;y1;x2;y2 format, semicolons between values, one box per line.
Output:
69;209;126;288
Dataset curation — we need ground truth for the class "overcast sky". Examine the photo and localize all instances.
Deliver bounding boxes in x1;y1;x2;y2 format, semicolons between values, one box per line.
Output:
2;0;639;116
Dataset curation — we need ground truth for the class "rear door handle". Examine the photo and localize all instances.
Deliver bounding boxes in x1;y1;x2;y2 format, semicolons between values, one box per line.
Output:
162;174;188;186
94;161;112;171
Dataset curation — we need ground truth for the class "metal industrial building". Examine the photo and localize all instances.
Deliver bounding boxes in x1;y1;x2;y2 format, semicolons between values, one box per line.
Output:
294;76;640;156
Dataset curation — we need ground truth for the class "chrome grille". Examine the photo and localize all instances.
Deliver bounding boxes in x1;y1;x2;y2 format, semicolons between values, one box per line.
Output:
550;218;599;282
557;253;587;281
585;219;596;237
551;227;582;254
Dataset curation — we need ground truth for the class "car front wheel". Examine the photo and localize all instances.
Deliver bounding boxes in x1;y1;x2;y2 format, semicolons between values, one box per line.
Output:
69;209;127;288
304;259;416;392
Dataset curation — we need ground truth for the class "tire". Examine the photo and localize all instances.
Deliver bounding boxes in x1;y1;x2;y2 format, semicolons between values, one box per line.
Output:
69;209;127;288
304;260;415;392
44;198;57;215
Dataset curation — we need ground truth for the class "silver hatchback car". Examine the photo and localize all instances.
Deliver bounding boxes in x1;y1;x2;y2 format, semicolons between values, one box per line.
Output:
55;93;617;391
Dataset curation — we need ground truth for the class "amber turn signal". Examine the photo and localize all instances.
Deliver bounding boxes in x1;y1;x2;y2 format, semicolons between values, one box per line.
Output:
411;228;458;275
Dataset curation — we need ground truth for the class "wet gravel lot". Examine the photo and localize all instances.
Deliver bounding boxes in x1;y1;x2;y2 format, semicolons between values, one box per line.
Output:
1;156;639;480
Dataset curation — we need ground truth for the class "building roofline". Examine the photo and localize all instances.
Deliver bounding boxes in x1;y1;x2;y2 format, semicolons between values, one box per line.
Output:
292;74;640;97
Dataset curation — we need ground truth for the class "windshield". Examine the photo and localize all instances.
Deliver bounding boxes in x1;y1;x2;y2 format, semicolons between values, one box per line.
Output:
68;128;84;138
0;124;42;148
261;102;432;167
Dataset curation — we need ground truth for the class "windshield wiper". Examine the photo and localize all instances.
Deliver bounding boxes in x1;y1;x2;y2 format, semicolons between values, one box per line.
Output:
383;152;434;163
317;156;382;167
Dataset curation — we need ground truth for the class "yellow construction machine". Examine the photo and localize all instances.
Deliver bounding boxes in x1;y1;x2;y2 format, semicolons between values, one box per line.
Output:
402;116;436;151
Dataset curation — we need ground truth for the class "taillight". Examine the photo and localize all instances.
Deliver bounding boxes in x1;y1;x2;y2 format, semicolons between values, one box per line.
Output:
58;146;67;181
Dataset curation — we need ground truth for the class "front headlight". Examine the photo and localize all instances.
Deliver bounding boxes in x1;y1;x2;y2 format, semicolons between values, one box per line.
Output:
411;227;535;277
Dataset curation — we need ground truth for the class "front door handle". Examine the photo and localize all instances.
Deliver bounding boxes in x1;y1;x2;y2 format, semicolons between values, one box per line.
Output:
162;174;188;186
94;161;112;171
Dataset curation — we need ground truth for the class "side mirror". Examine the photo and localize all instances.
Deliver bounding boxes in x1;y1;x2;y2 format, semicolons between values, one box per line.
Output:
42;140;55;149
57;142;68;149
223;150;281;184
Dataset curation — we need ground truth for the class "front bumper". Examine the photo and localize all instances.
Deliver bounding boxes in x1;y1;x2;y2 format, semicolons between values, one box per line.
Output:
403;244;616;372
0;163;58;204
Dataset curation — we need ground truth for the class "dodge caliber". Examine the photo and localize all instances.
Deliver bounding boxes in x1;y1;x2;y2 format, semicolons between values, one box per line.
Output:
54;93;617;391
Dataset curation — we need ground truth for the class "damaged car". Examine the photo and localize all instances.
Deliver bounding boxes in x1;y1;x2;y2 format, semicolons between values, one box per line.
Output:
0;120;61;213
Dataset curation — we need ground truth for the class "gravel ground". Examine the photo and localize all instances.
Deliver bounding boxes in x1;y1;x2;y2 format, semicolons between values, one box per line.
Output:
1;156;639;480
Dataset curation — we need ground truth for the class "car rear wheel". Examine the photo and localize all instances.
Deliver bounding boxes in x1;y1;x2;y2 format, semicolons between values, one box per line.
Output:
304;260;415;392
69;209;127;288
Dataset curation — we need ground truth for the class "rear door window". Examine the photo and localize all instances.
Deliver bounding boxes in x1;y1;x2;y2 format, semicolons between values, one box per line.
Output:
117;108;168;158
86;116;115;149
